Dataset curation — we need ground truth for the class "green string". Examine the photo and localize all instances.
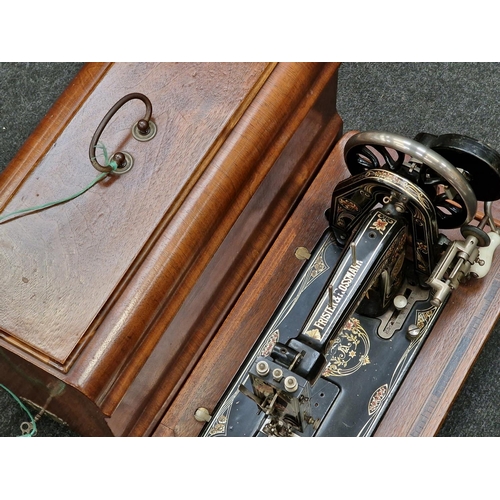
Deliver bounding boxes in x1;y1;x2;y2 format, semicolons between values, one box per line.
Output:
0;143;118;224
0;383;37;437
0;145;119;435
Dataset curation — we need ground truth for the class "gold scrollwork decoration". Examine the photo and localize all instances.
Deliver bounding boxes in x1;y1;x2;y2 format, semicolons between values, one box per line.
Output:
323;317;371;378
261;329;279;357
368;384;389;416
208;414;229;437
416;306;437;330
370;214;395;235
338;198;359;212
305;328;321;340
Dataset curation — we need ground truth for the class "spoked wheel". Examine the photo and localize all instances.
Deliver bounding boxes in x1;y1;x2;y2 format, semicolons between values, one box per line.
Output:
414;133;500;202
344;131;478;229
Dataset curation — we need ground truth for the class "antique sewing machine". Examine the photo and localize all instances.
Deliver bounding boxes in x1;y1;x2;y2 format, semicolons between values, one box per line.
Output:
2;63;500;437
193;130;500;437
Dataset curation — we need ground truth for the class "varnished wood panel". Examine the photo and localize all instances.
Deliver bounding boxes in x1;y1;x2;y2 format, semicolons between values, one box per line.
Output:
0;63;271;365
156;132;500;437
0;62;342;435
108;69;342;436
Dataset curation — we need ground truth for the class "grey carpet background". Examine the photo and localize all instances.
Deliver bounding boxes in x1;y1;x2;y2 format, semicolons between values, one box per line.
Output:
0;62;498;437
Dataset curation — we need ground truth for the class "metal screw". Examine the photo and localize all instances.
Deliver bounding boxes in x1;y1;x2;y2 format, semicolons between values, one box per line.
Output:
393;295;408;311
406;324;421;340
272;368;284;381
256;361;270;376
294;247;311;260
194;407;212;422
284;376;298;393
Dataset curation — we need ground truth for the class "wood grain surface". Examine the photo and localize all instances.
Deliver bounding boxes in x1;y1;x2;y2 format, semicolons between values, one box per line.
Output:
0;63;271;365
0;62;342;435
103;63;342;435
155;131;500;437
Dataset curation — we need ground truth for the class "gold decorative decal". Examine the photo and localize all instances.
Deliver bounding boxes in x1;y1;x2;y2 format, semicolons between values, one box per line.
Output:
305;328;321;340
363;170;433;211
303;259;363;343
261;330;279;357
416;306;437;330
338;198;359;212
310;254;327;280
368;384;389;416
323;317;370;377
208;414;228;437
417;241;428;255
370;214;395;235
303;244;332;290
391;252;406;283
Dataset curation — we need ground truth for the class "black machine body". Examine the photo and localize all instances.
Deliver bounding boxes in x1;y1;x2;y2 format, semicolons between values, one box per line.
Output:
200;131;500;437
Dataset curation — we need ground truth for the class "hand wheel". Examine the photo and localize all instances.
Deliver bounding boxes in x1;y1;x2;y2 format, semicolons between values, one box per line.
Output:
344;131;477;229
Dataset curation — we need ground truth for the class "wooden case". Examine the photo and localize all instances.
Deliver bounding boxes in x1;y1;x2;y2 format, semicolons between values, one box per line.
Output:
0;62;342;436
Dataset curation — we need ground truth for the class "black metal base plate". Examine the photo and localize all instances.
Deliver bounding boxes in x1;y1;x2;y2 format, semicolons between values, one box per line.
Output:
201;229;444;437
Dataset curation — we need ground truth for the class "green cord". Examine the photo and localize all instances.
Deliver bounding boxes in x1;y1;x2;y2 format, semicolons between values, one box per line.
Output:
0;383;37;437
0;145;120;435
0;143;118;224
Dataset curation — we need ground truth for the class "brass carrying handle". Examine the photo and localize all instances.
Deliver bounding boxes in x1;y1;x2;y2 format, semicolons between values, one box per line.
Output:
89;92;156;174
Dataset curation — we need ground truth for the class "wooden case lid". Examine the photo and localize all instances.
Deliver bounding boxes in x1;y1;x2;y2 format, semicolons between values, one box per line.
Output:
0;63;273;367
